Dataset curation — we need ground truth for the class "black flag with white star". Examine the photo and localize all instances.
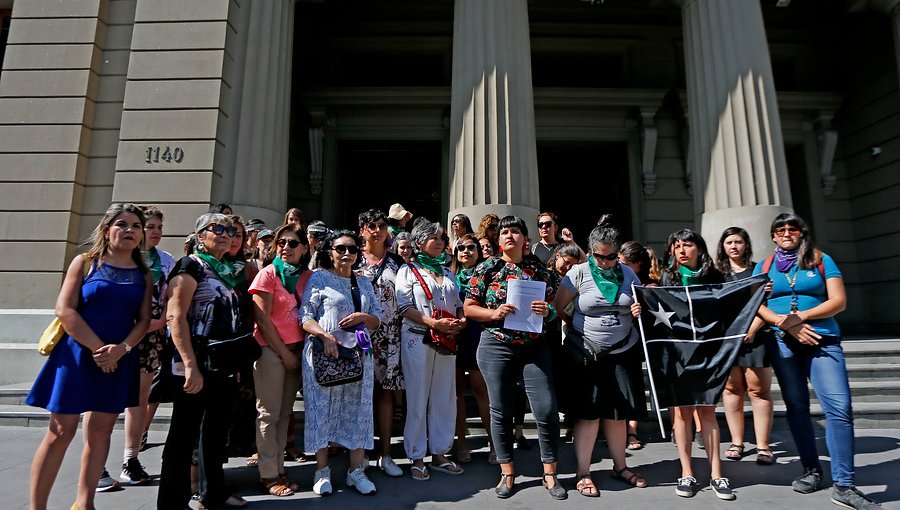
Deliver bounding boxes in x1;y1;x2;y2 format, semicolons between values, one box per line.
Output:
633;274;769;409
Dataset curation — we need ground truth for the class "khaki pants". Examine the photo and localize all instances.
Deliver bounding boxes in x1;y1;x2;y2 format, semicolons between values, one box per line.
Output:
253;344;301;479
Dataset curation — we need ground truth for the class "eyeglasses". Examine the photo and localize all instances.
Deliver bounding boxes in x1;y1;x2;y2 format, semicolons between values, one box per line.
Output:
365;222;387;232
537;221;554;229
592;252;619;261
332;244;360;255
774;226;801;236
277;239;302;249
204;224;238;237
457;244;478;252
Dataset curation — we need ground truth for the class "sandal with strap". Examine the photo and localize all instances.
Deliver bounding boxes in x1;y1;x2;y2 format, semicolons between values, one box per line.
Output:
245;452;259;467
576;474;600;497
725;443;745;460
261;478;294;497
542;472;568;500
626;433;644;451
613;466;648;488
496;473;516;499
756;448;776;465
278;473;301;492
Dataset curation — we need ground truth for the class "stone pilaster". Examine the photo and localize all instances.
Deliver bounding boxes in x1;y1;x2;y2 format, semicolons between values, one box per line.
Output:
111;0;235;254
682;0;791;256
447;0;540;227
226;0;295;227
0;0;108;308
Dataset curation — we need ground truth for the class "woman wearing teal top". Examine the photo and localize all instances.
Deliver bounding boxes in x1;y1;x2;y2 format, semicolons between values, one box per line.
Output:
753;213;881;510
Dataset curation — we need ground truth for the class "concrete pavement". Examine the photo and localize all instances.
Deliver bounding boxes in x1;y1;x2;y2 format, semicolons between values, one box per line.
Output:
6;426;899;510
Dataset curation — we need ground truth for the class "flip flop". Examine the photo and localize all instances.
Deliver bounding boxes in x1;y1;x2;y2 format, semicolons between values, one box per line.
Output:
411;465;430;481
430;461;464;475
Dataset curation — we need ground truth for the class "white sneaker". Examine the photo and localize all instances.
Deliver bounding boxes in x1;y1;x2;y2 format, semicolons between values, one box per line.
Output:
313;467;332;496
378;455;403;477
346;466;377;495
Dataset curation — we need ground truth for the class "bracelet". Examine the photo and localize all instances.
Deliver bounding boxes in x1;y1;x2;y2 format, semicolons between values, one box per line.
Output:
122;342;133;354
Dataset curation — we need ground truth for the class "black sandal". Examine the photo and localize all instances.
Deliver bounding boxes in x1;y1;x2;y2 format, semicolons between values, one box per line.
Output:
495;473;516;499
542;473;568;500
627;433;644;450
756;448;776;465
725;443;745;460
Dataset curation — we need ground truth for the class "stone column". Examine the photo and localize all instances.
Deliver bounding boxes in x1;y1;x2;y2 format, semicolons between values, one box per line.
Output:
447;0;540;227
682;0;792;256
227;0;295;227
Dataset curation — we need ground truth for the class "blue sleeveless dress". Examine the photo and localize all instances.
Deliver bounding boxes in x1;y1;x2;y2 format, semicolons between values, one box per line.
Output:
26;262;146;414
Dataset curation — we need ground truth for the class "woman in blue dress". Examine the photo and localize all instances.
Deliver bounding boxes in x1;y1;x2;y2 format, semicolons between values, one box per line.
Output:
27;203;152;510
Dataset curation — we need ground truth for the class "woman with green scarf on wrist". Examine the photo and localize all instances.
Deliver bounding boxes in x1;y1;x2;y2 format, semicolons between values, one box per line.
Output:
658;229;732;500
248;224;311;496
552;215;647;498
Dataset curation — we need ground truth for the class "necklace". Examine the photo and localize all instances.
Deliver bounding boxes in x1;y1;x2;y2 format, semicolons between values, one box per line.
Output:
784;266;800;312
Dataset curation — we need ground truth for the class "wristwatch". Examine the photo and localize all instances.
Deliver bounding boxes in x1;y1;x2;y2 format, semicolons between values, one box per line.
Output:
123;342;133;353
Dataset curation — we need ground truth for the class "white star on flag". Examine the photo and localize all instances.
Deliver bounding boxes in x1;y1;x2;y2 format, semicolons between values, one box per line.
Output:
649;302;676;329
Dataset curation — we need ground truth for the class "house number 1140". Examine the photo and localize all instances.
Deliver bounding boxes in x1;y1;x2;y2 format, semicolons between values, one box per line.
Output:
145;146;185;164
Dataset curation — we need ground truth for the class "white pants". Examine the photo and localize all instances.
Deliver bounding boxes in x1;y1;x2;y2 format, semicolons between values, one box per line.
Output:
401;330;457;460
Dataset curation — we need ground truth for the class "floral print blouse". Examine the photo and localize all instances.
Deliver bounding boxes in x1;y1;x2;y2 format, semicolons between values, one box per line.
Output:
464;257;560;345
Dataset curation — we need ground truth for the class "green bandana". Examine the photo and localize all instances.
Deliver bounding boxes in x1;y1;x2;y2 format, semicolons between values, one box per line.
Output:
273;256;303;295
414;252;449;275
146;247;163;283
194;251;241;289
588;256;623;304
678;264;703;286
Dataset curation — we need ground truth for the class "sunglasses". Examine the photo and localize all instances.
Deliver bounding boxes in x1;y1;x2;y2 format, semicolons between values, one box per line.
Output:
332;244;360;255
457;243;478;252
204;224;238;237
451;218;462;224
774;226;801;236
277;239;302;249
592;252;619;261
365;222;387;232
537;221;554;229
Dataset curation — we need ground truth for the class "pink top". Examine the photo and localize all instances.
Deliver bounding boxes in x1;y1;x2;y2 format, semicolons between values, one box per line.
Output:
248;265;311;347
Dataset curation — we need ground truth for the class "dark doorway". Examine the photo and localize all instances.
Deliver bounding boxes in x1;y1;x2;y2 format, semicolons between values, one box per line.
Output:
536;142;632;247
335;141;443;230
785;144;813;227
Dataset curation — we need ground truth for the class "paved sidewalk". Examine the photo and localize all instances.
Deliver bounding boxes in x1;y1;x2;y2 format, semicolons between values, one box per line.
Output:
6;426;899;509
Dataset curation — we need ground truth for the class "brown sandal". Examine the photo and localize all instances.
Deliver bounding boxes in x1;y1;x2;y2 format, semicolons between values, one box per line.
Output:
613;467;647;488
756;448;776;465
576;474;600;497
725;443;745;460
261;478;294;497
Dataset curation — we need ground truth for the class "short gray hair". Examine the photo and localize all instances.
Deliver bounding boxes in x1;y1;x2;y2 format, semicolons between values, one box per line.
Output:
410;219;444;250
194;213;231;235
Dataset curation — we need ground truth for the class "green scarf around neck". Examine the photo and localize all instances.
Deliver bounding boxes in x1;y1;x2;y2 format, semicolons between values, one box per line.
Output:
194;251;242;289
414;252;449;275
273;256;303;294
678;264;704;286
587;256;623;304
146;247;163;283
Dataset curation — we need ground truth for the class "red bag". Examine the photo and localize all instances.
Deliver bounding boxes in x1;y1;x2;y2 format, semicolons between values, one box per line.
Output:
408;263;458;355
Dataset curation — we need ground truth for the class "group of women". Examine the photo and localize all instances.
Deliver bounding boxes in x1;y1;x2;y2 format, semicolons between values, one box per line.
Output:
25;202;881;510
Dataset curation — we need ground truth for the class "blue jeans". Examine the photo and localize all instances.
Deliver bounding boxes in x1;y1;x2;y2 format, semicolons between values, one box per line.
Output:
476;331;559;464
770;332;855;486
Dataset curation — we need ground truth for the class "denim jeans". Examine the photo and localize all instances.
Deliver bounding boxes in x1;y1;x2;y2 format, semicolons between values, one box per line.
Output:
770;332;855;486
476;331;559;464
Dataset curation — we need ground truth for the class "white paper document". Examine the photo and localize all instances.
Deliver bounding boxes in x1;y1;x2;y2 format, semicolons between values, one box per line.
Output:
503;279;547;333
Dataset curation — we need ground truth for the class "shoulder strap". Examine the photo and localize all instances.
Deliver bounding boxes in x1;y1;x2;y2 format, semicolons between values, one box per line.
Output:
349;272;362;313
762;254;775;274
814;249;826;280
407;263;434;301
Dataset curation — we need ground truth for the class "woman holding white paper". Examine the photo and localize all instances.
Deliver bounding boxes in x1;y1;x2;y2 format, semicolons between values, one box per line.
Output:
463;215;564;500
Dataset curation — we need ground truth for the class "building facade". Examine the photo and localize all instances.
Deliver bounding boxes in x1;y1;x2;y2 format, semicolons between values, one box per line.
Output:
0;0;898;340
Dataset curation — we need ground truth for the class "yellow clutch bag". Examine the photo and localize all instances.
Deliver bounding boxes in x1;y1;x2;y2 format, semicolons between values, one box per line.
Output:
37;319;65;356
37;259;92;356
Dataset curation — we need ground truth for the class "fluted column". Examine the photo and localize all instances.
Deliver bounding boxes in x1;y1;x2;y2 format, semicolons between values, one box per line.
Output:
448;0;540;227
682;0;792;255
229;0;295;226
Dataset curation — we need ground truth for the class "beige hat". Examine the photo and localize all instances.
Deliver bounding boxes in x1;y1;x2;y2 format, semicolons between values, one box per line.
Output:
388;203;412;221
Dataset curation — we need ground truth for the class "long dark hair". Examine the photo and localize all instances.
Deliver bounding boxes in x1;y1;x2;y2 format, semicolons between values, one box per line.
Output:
715;226;753;274
314;229;363;270
770;212;818;269
662;229;715;281
450;233;485;274
619;241;653;285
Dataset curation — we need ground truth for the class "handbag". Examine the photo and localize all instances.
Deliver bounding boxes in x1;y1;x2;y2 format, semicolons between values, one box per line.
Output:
38;259;92;356
202;331;261;374
310;273;366;386
407;263;458;355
